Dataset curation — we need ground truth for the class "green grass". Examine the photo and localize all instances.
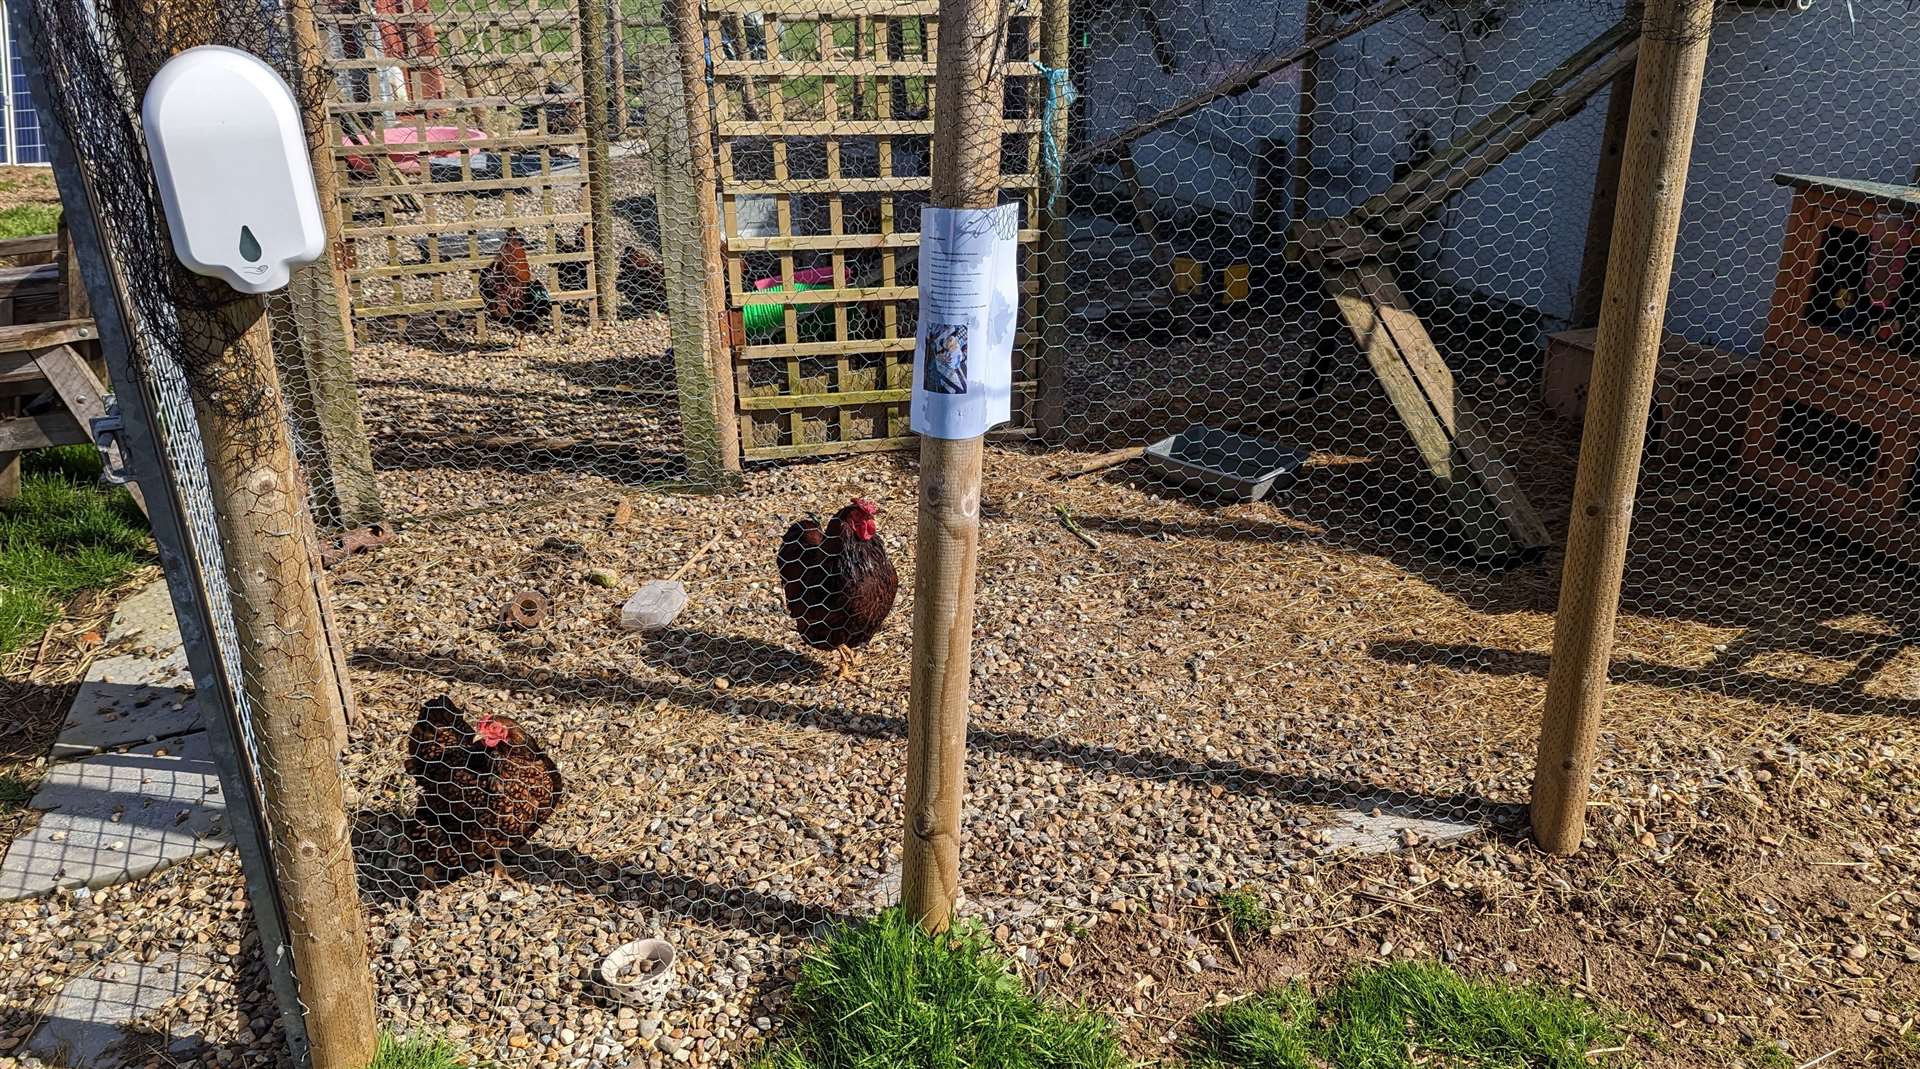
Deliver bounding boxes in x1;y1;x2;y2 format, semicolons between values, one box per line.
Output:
0;203;60;240
749;908;1124;1069
1217;890;1273;935
1191;962;1633;1069
0;446;149;655
366;1034;480;1069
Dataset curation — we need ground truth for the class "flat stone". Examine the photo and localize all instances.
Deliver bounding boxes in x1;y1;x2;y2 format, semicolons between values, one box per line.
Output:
1320;808;1481;853
620;580;688;632
54;581;199;759
0;734;230;901
25;951;215;1067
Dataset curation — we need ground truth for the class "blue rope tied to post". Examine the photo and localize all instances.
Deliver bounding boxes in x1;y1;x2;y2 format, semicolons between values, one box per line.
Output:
1035;63;1077;209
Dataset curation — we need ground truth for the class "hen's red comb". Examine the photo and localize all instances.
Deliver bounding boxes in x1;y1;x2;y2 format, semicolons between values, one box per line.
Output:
852;498;879;515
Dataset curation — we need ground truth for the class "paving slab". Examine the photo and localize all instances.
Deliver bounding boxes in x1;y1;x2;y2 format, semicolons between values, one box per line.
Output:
54;581;199;759
24;951;214;1068
0;734;229;901
1322;808;1481;852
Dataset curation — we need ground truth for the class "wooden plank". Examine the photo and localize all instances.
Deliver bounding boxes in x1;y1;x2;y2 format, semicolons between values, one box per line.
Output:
1078;0;1414;164
1381;41;1639;235
331;131;587;157
1357;18;1634;225
739;386;908;410
327;93;581;113
724;173;1036;194
707;0;942;13
714;58;1037;75
743;433;915;460
724;227;1039;252
339;173;589;200
1032;0;1070;441
0;234;59;258
742;336;919;359
1571;36;1637;327
348;253;591;281
0;318;98;351
0;409;87;450
342;212;593;239
1332;266;1549;558
718;117;1041;136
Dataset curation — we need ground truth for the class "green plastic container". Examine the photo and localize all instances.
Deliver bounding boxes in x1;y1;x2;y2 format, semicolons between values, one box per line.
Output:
742;281;824;335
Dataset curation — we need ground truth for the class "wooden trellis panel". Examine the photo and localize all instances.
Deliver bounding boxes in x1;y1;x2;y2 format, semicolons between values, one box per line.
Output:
705;0;1047;460
316;0;600;338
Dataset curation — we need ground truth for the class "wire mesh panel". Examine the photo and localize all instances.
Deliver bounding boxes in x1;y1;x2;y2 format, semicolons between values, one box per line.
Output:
13;0;1920;1066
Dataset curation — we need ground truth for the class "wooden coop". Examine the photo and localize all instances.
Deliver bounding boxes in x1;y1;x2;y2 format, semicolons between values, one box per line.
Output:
706;0;1057;460
1743;173;1920;562
318;0;601;337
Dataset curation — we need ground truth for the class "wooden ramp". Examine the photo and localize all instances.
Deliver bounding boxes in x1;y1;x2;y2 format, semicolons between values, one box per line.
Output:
1331;264;1548;561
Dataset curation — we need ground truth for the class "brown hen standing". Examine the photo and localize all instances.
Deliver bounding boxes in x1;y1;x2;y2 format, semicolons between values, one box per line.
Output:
777;499;899;680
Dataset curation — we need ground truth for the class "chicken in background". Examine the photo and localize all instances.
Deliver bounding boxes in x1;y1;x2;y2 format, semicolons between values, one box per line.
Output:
478;229;553;329
550;229;666;314
617;245;666;312
777;499;899;680
405;695;563;887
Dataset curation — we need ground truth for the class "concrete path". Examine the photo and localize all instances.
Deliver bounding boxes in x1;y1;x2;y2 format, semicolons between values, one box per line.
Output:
0;580;237;1066
1;579;229;902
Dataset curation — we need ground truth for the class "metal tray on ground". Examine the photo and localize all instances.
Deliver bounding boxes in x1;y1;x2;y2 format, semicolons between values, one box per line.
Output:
1142;426;1309;503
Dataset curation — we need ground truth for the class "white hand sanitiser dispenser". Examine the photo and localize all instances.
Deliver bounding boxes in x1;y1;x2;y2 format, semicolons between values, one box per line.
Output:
141;46;327;294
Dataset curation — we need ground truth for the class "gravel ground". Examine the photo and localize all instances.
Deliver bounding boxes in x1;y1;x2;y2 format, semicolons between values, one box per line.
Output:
3;313;1917;1068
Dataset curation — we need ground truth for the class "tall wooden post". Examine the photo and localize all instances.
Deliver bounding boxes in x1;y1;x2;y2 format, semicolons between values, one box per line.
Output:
114;8;379;1065
284;0;384;530
1288;0;1324;255
1032;0;1070;442
670;0;743;478
1532;0;1714;855
901;0;1005;932
580;0;619;320
1570;5;1640;327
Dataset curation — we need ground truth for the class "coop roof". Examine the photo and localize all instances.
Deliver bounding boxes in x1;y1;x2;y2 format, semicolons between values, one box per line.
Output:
1775;173;1920;212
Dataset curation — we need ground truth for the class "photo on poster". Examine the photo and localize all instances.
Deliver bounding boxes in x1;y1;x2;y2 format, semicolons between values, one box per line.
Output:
923;322;969;395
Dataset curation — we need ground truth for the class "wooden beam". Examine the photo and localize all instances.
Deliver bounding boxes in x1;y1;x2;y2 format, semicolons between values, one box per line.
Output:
1076;0;1414;164
1356;19;1635;227
1379;40;1640;236
1572;19;1639;327
670;0;742;479
32;343;146;514
903;0;1006;934
579;0;618;320
1331;263;1549;559
1032;0;1071;443
285;0;384;530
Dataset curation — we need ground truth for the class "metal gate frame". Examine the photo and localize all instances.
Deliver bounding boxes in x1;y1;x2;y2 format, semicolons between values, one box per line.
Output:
17;12;314;1066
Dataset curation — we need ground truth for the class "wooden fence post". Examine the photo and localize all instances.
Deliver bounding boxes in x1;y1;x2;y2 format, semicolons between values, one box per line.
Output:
901;0;1006;933
669;0;743;479
112;7;379;1063
1031;0;1070;442
1532;0;1714;855
580;0;619;320
1570;4;1640;327
284;0;384;530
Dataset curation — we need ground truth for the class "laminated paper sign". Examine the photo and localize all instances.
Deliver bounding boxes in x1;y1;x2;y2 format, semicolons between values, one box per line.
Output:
911;203;1019;439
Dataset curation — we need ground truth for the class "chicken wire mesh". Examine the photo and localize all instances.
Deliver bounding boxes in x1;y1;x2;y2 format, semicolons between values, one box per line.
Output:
15;0;1920;1064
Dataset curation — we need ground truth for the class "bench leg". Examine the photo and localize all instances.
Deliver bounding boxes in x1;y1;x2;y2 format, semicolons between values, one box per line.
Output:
0;451;18;503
